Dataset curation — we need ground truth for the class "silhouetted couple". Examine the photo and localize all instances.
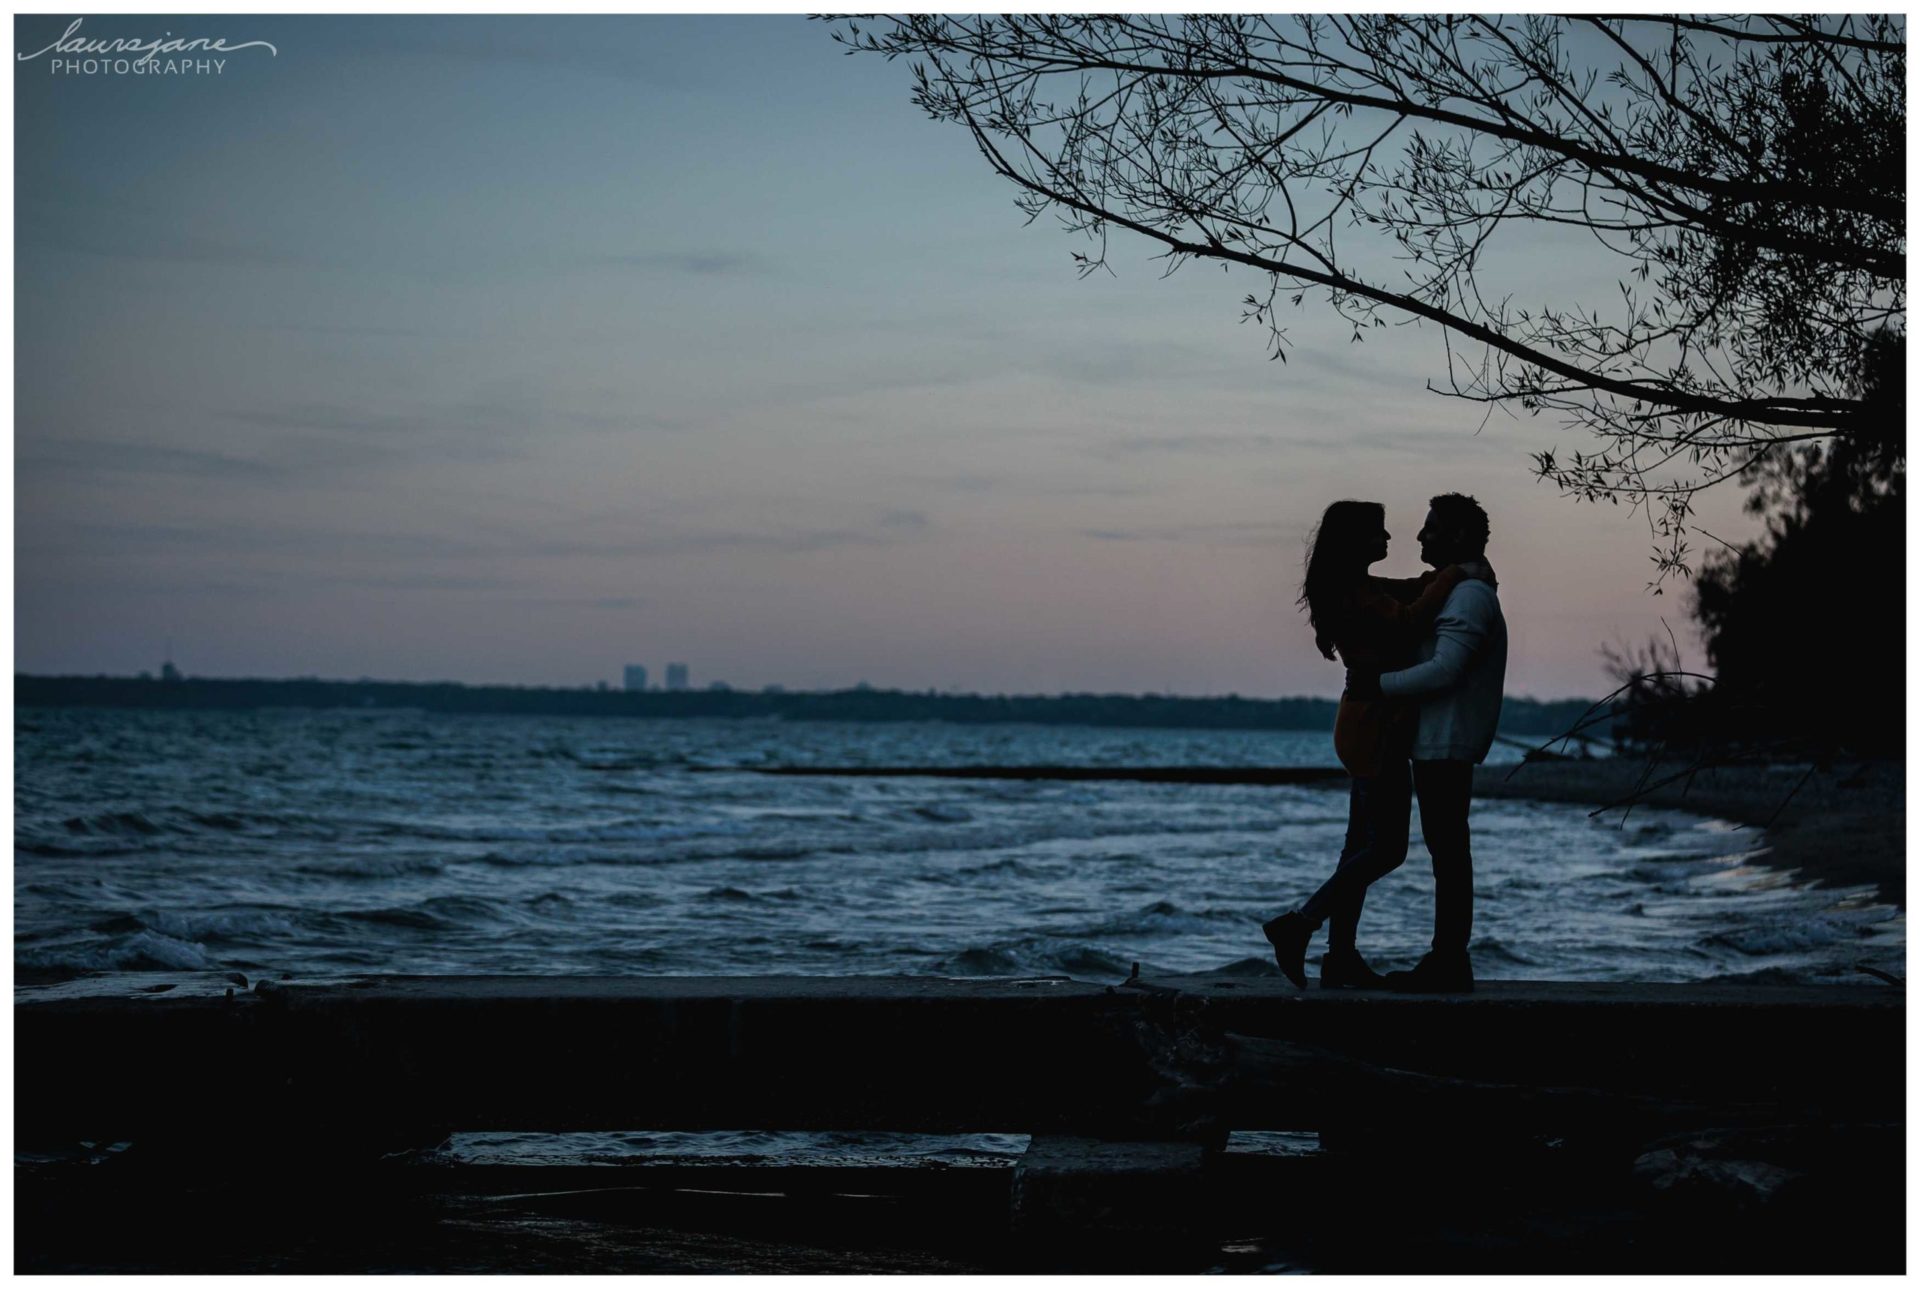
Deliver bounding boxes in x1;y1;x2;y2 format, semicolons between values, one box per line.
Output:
1264;494;1508;993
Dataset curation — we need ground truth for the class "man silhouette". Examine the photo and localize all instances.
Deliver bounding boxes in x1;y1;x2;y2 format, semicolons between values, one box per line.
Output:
1347;493;1507;992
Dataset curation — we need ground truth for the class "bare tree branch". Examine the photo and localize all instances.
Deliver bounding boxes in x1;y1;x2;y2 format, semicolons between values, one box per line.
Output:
832;14;1905;578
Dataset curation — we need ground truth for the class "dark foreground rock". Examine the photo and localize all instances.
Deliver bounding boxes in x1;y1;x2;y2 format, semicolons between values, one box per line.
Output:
15;972;1904;1272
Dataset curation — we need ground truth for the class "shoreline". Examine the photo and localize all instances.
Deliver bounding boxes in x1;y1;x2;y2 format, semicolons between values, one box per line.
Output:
1474;758;1904;909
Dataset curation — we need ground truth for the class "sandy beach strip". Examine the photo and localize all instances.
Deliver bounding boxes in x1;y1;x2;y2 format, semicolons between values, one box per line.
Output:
1475;758;1905;908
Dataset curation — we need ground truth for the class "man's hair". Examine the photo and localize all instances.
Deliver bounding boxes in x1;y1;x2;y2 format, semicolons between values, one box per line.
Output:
1428;492;1490;557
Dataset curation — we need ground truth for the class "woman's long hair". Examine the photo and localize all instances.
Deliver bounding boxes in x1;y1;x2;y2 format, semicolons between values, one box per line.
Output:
1298;500;1385;662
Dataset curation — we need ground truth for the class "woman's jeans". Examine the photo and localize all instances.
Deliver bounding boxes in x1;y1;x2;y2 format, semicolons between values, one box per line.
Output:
1297;762;1413;951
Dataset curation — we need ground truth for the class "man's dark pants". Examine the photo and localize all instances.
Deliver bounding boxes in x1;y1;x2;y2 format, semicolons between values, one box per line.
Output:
1411;759;1474;954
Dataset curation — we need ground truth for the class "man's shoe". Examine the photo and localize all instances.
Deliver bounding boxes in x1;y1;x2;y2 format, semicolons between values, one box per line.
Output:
1261;912;1312;988
1383;949;1474;993
1320;947;1387;990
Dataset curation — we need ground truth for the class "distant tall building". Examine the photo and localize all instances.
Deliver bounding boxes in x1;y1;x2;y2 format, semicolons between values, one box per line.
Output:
623;665;648;692
665;662;689;691
160;659;182;683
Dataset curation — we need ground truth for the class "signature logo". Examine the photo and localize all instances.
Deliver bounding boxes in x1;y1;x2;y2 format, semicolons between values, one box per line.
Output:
19;17;278;72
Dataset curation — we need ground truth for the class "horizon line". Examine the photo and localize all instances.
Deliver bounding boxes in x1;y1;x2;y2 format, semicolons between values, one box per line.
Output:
14;670;1599;706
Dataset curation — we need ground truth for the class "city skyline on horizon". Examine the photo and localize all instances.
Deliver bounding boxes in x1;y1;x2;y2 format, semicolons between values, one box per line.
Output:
35;652;1611;704
15;15;1763;701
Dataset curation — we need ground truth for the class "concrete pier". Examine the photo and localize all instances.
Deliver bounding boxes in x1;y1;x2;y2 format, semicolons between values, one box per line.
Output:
16;972;1900;1146
13;972;1904;1272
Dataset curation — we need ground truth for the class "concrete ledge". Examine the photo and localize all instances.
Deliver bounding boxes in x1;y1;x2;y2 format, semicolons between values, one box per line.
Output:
16;973;1902;1150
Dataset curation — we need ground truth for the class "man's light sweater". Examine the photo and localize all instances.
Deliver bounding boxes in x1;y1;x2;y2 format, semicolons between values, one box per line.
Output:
1378;577;1508;764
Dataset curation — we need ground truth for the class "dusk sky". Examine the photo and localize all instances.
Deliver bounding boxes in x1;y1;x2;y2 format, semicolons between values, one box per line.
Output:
14;14;1762;699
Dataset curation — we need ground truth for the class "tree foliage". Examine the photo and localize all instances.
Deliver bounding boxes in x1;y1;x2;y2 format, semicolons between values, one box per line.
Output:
1689;328;1905;754
1578;328;1902;761
834;14;1904;578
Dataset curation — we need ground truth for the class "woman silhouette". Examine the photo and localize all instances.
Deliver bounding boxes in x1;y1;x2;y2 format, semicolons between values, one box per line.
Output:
1261;500;1479;988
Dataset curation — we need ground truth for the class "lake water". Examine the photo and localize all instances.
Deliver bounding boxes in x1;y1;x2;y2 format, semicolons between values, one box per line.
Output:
16;708;1902;986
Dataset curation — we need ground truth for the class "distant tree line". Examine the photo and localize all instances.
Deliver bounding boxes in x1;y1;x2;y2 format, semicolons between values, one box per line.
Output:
14;674;1599;738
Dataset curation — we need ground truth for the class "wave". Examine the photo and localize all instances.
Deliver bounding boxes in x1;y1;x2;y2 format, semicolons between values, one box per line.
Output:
329;813;757;847
474;848;586;869
951;857;1052;880
62;811;163;837
339;905;455;930
737;810;866;824
720;843;823;861
472;837;834;868
19;806;344;857
339;895;513;931
17;839;149;858
18;929;213;973
699;885;804;903
143;908;299;942
1466;936;1536;966
1699;919;1853;956
81;908;296;946
17;810;169;857
1052;945;1137;979
909;804;974;824
937;938;1142;981
604;891;667;910
185;811;250;831
296;854;446;879
422;894;514;922
1624;854;1740;883
589;945;676;968
1080;899;1251;937
52;807;322;836
942;945;1021;975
